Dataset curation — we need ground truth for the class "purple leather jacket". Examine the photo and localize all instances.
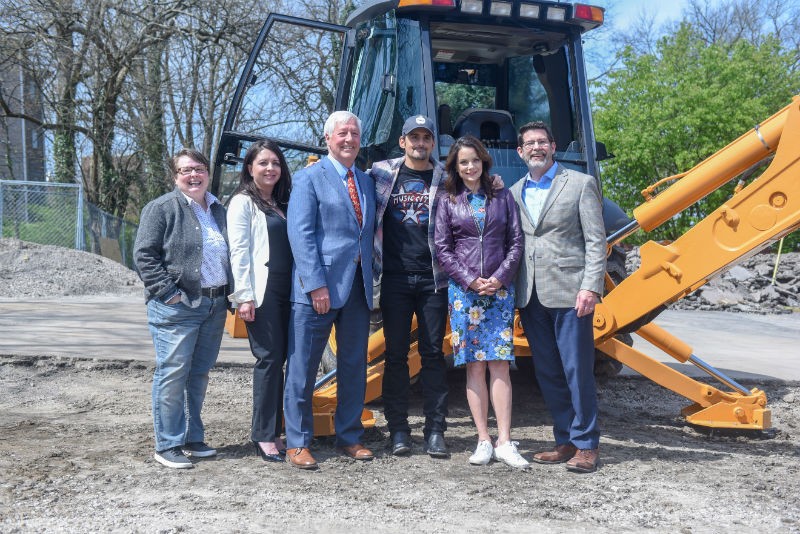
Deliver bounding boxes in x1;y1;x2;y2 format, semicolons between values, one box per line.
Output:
434;186;523;290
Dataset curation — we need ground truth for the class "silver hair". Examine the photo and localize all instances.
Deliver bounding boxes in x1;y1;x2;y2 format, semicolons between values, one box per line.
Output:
324;111;362;137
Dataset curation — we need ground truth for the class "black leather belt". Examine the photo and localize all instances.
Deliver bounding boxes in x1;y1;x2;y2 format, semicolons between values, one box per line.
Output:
201;285;228;298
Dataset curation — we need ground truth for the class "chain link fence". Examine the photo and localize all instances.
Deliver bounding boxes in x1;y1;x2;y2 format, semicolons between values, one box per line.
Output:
0;180;138;270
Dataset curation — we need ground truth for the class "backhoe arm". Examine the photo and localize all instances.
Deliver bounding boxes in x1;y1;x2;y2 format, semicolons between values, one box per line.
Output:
598;96;799;339
593;95;800;430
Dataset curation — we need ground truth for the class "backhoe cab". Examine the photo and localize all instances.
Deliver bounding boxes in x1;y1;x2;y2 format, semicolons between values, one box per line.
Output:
214;0;795;436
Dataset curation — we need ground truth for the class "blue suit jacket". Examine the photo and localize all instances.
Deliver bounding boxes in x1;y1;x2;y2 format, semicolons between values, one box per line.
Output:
287;156;375;310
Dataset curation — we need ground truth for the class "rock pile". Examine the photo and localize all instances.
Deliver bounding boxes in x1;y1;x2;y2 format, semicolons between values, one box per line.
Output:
0;238;143;298
625;246;799;314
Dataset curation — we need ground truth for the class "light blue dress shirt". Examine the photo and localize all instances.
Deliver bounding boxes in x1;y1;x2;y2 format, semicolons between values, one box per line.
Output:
522;162;558;228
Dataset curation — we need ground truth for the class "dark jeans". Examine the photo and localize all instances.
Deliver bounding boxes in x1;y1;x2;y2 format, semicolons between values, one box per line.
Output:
380;271;449;438
246;272;291;442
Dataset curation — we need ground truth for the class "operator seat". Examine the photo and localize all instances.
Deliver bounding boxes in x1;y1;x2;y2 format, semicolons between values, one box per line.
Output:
452;109;517;148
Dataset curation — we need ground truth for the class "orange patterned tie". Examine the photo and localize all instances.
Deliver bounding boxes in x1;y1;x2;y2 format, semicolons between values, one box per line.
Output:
346;169;363;227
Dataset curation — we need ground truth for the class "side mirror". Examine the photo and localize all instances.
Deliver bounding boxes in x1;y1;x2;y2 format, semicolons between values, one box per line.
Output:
596;141;614;162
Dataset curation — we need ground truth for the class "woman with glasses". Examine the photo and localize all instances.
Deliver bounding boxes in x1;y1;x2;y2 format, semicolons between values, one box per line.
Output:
134;148;231;469
434;135;528;469
226;139;293;463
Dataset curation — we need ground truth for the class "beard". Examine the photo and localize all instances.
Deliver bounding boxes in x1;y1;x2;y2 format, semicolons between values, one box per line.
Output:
407;148;430;161
524;151;552;172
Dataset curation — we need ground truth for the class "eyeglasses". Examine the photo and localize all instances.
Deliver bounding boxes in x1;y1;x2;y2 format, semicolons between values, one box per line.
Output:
177;166;208;176
521;139;552;149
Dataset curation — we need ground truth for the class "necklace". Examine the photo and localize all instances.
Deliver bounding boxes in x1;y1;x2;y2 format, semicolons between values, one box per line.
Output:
264;198;276;207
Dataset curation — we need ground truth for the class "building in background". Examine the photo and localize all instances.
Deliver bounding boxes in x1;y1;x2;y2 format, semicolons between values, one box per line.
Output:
0;65;46;182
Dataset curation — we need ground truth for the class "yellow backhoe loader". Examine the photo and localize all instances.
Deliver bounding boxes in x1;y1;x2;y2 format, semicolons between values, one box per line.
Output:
212;0;797;436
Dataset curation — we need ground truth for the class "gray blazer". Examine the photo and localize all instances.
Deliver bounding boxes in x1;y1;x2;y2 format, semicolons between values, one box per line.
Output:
134;188;231;307
510;165;606;309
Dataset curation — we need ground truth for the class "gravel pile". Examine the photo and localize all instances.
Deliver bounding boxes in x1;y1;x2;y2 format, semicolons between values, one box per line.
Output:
0;238;142;298
625;246;799;314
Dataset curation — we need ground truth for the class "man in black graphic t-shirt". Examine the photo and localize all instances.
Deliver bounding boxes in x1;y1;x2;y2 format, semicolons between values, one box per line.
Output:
371;115;450;458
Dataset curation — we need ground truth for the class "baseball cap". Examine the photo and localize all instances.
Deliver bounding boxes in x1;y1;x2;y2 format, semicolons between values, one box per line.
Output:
402;115;436;136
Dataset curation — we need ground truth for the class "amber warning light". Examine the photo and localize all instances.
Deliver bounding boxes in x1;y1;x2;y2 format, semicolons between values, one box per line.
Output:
573;4;604;26
398;0;457;7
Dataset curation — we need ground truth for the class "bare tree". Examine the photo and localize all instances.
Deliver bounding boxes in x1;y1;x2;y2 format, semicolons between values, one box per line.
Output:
0;0;356;227
163;0;263;163
683;0;800;69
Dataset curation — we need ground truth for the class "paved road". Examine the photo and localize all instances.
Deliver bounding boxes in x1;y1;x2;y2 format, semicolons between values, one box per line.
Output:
0;296;255;366
1;296;798;381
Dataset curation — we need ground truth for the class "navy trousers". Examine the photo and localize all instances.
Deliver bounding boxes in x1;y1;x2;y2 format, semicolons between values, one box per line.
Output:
518;289;600;449
284;268;370;448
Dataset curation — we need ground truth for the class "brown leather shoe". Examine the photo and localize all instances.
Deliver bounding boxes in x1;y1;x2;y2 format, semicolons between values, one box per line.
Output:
532;443;578;464
565;448;599;473
338;443;374;461
285;447;318;470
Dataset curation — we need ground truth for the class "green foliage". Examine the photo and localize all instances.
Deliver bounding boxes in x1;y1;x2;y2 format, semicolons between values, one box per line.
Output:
594;23;800;248
1;199;78;247
435;82;495;123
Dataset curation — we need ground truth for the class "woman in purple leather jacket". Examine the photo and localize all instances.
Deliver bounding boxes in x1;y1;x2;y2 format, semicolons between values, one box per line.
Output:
434;135;528;469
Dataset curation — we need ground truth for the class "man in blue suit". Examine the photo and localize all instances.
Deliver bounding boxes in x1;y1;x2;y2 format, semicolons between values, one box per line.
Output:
284;111;376;469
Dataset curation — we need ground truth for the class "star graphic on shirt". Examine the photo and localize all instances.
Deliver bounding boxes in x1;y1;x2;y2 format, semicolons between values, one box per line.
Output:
389;179;429;226
400;207;424;224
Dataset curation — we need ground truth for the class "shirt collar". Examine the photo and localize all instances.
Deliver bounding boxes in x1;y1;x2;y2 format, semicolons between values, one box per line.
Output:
180;190;220;208
525;161;558;189
327;155;355;180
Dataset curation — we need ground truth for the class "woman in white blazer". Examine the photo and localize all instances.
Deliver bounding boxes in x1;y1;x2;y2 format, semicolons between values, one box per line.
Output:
227;139;292;462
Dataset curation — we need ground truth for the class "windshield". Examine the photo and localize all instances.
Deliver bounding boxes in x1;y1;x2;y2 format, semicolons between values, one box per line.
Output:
347;15;428;166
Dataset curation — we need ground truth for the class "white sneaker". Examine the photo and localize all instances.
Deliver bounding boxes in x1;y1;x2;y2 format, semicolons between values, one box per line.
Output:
469;440;494;465
493;441;530;469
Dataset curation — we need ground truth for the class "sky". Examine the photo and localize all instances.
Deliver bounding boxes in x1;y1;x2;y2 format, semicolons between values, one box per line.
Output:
577;0;721;78
598;0;690;30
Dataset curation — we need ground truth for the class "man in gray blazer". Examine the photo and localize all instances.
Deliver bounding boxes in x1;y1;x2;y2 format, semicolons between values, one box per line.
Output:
509;121;606;473
284;111;376;469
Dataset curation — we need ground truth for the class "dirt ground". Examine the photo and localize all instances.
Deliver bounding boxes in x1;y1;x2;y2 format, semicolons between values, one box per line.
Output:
1;354;798;533
2;238;799;532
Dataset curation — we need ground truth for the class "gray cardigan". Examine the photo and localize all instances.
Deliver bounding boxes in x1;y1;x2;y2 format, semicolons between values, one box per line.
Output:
134;188;231;307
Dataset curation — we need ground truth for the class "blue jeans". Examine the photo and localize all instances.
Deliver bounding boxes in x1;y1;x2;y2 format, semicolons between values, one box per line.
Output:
147;295;227;452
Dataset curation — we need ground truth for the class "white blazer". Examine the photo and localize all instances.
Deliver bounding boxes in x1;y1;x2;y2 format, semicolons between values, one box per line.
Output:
226;193;270;308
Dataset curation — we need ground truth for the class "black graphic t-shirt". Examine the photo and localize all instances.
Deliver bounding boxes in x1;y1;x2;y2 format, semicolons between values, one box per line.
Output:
383;164;434;273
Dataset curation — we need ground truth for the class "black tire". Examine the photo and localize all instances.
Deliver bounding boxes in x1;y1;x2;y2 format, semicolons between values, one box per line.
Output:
320;309;384;374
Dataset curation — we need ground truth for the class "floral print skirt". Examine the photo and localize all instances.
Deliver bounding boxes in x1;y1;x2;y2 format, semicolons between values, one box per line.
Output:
448;279;515;367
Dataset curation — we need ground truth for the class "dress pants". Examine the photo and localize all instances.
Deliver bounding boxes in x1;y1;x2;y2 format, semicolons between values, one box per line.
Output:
284;268;370;448
245;272;291;443
380;271;449;438
518;289;600;449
